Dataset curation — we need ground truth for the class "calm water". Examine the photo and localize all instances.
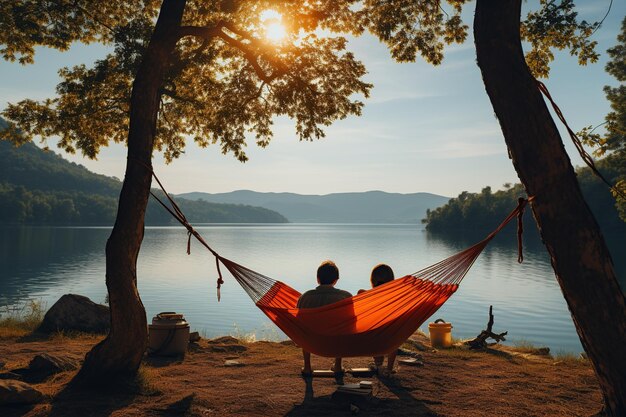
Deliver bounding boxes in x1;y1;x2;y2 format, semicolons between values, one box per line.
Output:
1;224;624;354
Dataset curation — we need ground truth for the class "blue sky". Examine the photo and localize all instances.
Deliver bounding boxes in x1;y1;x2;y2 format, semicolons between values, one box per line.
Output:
1;2;623;197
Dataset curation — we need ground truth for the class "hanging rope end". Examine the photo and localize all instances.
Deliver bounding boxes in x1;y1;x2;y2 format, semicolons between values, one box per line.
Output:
516;196;533;264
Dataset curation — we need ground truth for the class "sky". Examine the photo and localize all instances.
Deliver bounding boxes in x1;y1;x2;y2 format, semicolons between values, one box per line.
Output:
0;2;624;198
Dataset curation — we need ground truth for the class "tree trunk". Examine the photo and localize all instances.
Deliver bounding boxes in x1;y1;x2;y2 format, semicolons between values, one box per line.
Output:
474;1;626;414
76;0;186;382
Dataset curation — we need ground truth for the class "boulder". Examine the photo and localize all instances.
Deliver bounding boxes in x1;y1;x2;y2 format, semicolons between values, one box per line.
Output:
37;294;109;334
0;380;44;405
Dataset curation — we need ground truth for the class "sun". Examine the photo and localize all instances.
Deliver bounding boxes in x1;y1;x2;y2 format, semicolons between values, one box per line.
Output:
260;9;287;43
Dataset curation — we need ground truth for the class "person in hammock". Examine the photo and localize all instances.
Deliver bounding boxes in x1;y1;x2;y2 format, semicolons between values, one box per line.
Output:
358;263;398;375
297;260;352;376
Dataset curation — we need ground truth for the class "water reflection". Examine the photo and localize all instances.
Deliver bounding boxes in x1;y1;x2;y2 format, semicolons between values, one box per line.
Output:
1;224;624;354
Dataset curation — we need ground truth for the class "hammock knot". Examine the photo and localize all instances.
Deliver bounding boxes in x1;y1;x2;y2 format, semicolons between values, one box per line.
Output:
186;227;194;255
215;256;225;302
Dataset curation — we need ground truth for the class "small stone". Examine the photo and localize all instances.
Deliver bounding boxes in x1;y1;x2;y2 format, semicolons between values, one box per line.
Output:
209;336;239;344
210;346;227;353
535;347;550;356
189;332;201;342
12;353;79;383
224;360;245;367
0;380;44;405
210;344;247;353
28;353;78;375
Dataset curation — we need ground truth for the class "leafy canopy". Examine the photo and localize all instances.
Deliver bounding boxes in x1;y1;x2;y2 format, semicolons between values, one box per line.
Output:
578;17;626;219
0;0;604;162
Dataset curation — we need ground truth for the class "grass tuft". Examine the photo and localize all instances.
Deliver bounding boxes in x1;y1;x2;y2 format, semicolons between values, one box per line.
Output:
229;323;283;343
0;299;46;338
553;350;585;364
132;365;161;396
512;339;544;354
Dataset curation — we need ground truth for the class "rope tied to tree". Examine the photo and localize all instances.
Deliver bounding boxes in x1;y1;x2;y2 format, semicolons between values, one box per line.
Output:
130;157;226;300
536;80;626;200
130;156;533;301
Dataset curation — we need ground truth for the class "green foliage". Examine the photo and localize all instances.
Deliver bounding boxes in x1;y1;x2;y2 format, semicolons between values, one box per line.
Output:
423;183;528;233
0;1;602;162
0;138;288;225
577;18;626;220
521;0;599;78
357;0;469;64
423;156;626;235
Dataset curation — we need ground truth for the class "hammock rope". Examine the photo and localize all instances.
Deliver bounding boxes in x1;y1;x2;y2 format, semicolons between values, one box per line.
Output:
536;80;625;200
124;79;610;358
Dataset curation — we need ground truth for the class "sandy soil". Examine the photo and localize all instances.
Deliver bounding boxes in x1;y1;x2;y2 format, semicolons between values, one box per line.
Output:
0;333;603;417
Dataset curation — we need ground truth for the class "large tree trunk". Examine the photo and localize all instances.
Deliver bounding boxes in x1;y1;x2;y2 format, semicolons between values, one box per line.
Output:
76;0;186;382
474;1;626;415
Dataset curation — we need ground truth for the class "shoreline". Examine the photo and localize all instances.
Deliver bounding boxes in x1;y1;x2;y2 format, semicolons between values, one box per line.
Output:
0;331;603;416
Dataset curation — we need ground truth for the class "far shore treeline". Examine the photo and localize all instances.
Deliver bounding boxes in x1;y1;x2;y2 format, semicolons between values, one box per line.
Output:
2;113;623;231
422;154;626;237
0;137;287;225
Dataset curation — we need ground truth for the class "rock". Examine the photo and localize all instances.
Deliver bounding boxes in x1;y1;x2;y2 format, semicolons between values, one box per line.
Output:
209;344;248;353
223;360;245;367
28;353;78;375
189;332;201;342
209;346;227;353
535;347;550;356
37;294;110;334
0;380;44;405
208;336;239;344
11;353;79;383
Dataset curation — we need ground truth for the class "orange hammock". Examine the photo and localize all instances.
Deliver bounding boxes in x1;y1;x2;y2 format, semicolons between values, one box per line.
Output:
149;173;531;358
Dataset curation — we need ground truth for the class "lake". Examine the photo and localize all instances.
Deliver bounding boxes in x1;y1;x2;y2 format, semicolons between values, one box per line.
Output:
1;224;624;354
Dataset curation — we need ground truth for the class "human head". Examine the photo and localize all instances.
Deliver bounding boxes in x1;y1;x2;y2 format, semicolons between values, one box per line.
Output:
370;263;395;287
317;260;339;285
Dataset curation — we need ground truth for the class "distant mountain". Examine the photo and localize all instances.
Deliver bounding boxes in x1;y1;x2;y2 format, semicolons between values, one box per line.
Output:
177;190;450;223
0;138;287;225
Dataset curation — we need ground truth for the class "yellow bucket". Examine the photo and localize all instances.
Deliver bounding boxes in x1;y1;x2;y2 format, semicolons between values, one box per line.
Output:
428;318;453;348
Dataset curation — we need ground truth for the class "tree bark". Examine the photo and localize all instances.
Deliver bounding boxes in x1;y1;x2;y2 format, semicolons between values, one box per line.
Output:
76;0;186;382
474;1;626;415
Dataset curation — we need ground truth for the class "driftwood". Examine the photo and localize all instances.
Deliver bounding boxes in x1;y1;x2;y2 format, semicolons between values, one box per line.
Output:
466;305;508;350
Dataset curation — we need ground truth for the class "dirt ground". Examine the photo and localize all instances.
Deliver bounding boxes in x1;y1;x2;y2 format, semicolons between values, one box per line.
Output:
0;332;603;417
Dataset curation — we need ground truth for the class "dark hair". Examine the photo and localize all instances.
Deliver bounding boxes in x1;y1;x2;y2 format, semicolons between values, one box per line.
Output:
370;264;394;287
317;260;339;285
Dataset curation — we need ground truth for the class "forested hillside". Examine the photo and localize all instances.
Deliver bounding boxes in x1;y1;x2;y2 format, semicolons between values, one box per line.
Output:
0;138;287;225
422;155;625;237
